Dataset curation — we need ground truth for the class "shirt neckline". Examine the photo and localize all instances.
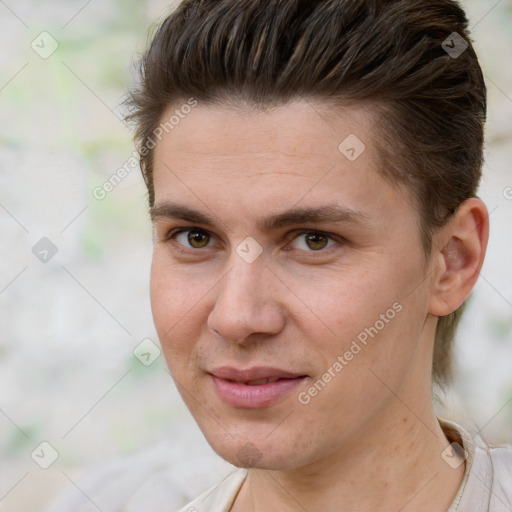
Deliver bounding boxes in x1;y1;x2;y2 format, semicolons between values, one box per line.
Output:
439;417;493;512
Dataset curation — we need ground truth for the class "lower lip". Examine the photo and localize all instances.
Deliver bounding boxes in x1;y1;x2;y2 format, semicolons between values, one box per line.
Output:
211;375;306;409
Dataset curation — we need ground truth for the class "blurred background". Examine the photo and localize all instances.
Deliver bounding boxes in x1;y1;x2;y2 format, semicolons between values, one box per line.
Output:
0;0;511;510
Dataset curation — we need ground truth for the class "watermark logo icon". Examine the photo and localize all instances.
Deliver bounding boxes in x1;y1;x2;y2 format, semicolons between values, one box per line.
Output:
133;338;161;366
442;32;468;59
236;442;263;467
31;441;59;469
236;237;263;264
31;32;59;59
32;237;58;263
338;134;366;162
441;442;468;469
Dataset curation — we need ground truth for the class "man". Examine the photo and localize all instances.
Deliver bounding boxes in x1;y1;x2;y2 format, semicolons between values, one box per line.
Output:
126;0;512;510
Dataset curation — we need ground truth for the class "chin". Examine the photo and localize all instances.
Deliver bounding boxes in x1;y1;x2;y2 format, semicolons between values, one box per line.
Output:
206;431;305;470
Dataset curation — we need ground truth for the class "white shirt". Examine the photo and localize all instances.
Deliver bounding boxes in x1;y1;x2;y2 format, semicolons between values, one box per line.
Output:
177;419;512;512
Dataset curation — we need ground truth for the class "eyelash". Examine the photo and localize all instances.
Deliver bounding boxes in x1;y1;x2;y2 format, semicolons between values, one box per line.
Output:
163;227;345;255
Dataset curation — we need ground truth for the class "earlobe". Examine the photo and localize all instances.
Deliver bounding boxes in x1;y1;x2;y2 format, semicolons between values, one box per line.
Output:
429;198;489;317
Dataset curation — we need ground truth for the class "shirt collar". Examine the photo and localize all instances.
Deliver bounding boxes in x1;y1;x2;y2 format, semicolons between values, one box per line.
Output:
440;417;493;512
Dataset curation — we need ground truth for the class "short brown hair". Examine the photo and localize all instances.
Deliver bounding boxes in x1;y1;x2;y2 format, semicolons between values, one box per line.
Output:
126;0;487;386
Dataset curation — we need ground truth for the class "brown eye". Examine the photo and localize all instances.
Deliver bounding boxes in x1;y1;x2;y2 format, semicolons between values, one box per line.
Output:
287;230;338;253
304;232;329;250
187;229;210;248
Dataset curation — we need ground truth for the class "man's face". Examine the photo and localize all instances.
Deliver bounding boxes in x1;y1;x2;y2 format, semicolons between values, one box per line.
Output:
150;100;436;470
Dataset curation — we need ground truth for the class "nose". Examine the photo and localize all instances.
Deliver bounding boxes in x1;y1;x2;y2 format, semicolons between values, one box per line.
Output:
207;256;286;345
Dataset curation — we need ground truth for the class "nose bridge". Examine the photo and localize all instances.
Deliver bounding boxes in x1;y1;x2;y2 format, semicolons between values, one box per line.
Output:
237;249;277;299
208;251;284;342
221;252;271;315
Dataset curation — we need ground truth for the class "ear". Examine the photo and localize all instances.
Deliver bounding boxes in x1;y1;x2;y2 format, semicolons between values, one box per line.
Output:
429;198;489;316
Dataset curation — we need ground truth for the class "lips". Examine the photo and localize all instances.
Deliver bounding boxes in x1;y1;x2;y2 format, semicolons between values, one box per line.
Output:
209;366;308;408
243;377;281;386
210;366;306;383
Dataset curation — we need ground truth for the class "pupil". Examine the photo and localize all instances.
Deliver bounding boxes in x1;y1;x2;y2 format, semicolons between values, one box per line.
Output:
189;230;208;248
307;233;327;250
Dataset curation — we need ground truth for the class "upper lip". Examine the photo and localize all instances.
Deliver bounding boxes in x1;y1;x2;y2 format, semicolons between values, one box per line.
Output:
209;366;307;382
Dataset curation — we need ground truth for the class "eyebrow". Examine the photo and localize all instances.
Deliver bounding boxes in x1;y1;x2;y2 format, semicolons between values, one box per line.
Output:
150;202;371;232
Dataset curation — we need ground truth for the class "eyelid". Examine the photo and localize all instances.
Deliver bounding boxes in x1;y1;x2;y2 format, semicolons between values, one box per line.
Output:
164;226;209;240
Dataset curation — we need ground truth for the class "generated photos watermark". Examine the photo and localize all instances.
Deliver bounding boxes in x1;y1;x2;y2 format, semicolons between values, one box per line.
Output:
298;301;403;405
93;98;198;201
441;441;468;469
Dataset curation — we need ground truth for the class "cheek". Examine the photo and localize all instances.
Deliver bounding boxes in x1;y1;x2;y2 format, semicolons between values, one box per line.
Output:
297;264;418;375
149;256;204;353
295;268;397;335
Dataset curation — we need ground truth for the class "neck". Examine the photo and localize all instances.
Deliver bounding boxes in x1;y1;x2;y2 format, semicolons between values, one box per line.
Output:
234;391;464;512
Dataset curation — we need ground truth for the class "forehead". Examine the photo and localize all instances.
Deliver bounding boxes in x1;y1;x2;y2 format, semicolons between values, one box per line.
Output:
151;100;415;228
154;100;375;170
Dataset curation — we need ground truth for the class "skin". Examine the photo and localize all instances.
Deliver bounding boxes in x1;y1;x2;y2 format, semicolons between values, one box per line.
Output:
149;100;488;512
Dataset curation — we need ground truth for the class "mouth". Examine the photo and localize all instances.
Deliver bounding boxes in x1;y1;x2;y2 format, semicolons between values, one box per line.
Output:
208;366;309;408
232;377;291;386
